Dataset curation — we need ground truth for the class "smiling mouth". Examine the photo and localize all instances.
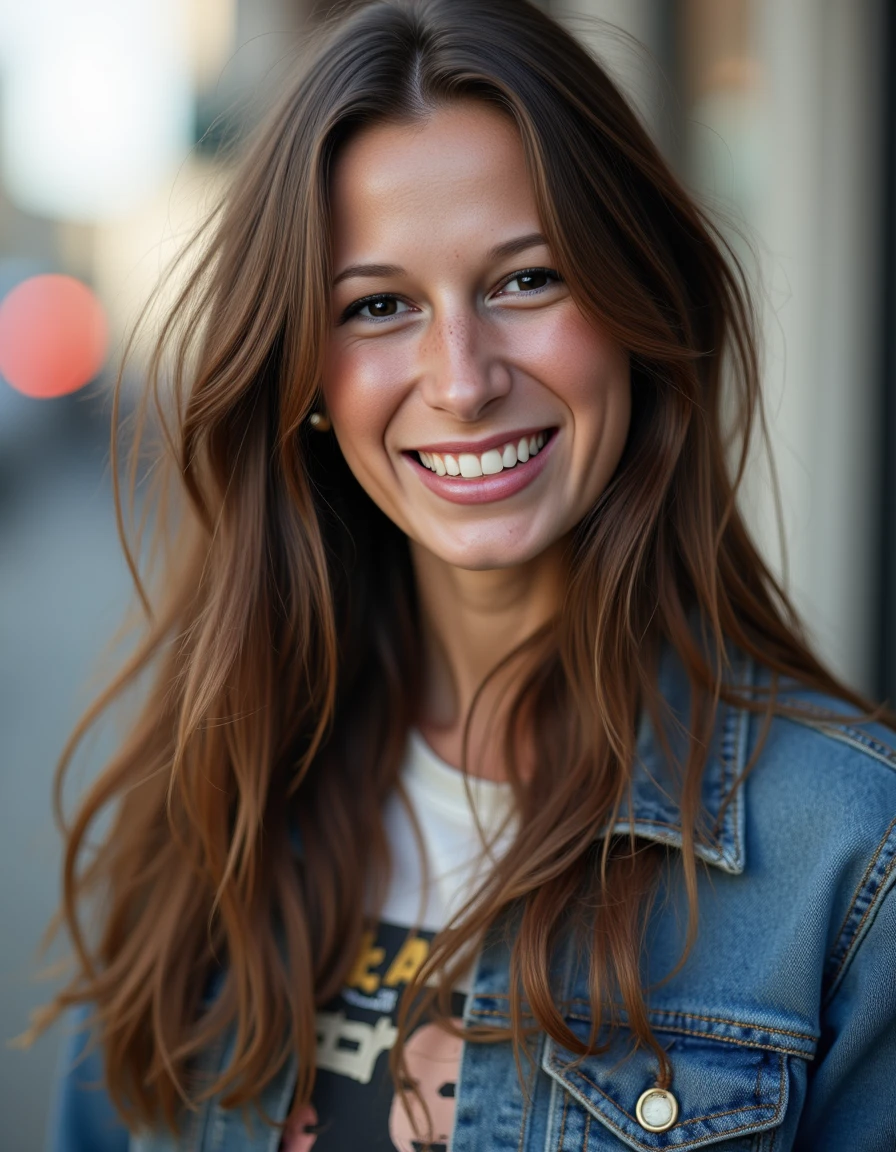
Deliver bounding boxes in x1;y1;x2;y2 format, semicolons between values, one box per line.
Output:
414;429;554;478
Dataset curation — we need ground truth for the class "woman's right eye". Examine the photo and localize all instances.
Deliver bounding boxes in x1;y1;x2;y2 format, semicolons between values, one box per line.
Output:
341;295;414;323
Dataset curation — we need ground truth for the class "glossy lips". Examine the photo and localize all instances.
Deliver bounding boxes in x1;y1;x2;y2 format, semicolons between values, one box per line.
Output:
407;428;556;505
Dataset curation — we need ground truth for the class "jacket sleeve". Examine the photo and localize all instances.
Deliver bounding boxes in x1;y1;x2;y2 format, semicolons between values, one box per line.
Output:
795;825;896;1151
45;1006;130;1152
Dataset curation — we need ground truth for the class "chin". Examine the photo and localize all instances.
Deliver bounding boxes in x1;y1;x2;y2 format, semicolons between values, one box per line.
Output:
429;537;554;572
452;554;528;572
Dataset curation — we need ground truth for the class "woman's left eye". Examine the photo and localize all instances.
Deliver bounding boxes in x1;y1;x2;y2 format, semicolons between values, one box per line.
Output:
342;295;414;323
497;268;560;295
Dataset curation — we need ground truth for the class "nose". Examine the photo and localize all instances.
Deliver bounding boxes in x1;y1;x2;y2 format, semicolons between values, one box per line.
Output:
417;309;511;421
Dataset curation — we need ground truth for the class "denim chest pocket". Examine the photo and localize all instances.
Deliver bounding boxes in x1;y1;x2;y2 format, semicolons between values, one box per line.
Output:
541;1009;815;1152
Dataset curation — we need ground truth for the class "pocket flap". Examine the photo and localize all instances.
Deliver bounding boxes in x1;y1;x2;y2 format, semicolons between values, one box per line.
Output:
543;1025;790;1150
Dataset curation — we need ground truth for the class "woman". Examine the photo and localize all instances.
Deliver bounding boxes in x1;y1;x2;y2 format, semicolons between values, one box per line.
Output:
39;0;896;1149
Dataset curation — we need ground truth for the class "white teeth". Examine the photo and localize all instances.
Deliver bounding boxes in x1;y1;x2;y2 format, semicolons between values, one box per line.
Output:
417;431;550;478
480;448;504;475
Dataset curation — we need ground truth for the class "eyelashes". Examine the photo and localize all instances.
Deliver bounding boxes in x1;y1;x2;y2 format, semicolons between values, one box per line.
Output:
340;295;415;323
338;266;562;325
497;267;560;294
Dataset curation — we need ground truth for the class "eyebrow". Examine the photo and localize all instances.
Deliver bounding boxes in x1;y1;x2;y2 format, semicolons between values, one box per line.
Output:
487;231;548;262
331;232;549;288
332;262;404;287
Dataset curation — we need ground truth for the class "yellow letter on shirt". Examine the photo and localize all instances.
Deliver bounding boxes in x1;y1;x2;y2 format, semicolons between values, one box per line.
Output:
383;936;430;987
347;930;386;993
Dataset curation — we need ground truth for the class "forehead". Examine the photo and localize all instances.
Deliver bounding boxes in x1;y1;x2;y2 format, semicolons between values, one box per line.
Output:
329;102;541;264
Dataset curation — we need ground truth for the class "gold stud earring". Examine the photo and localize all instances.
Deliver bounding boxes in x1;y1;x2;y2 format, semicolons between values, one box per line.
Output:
308;411;331;432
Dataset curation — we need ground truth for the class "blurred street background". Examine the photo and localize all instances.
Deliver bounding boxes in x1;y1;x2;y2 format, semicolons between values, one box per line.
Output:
1;1;894;1147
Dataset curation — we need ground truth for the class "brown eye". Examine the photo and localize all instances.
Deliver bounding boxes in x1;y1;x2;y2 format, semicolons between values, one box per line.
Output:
516;271;548;290
500;268;558;295
341;295;413;323
368;298;398;317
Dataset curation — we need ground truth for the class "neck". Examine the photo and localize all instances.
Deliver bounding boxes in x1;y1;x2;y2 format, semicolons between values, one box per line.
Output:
410;539;567;780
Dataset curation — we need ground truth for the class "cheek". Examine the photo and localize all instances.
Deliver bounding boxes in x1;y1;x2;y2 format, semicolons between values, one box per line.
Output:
522;305;631;427
321;339;412;454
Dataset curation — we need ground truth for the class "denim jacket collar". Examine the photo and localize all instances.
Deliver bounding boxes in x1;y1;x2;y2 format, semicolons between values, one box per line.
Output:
606;647;752;875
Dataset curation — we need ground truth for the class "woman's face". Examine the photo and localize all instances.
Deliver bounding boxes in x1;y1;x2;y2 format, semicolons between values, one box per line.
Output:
322;101;631;571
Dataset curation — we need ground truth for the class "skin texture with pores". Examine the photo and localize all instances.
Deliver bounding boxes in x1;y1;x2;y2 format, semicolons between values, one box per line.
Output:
322;102;631;776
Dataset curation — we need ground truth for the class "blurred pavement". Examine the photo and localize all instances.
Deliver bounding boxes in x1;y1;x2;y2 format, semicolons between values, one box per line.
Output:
0;391;135;1151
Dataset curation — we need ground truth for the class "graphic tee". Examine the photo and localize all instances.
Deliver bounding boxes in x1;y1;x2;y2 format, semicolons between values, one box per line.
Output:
281;730;515;1152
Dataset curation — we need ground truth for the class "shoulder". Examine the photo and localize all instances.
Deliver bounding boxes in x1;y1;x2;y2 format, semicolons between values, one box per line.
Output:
636;645;896;878
740;672;896;989
747;675;896;844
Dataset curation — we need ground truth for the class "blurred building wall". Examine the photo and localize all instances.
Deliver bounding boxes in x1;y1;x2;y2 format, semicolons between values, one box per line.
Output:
750;0;882;695
558;0;885;696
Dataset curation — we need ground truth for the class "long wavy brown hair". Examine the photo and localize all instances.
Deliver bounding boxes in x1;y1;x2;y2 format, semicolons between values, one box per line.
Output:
30;0;873;1137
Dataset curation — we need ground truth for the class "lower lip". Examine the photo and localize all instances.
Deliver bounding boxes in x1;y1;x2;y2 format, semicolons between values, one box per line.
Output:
405;432;557;505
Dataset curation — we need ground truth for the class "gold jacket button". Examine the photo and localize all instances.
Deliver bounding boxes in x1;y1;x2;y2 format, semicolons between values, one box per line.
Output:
635;1087;679;1132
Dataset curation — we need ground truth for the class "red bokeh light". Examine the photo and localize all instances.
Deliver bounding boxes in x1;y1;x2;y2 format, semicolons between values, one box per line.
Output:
0;274;108;399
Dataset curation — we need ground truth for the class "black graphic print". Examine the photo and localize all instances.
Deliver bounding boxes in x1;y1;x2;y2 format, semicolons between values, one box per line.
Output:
281;921;466;1152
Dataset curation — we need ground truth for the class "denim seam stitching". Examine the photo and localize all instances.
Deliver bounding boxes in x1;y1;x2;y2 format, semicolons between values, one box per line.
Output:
582;1111;591;1152
718;687;741;866
727;717;742;868
549;1051;786;1147
468;996;818;1041
556;1088;568;1152
713;652;752;867
784;714;896;769
729;702;742;867
544;1063;563;1152
824;827;896;1004
468;1008;815;1056
612;1023;809;1060
613;816;728;858
534;1001;816;1043
638;1009;815;1043
516;1056;537;1152
825;813;896;976
559;1015;813;1058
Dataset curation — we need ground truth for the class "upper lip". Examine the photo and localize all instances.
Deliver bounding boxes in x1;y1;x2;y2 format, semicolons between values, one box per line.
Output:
409;426;553;455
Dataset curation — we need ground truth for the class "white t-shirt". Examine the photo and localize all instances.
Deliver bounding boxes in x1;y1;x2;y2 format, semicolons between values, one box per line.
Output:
282;731;516;1152
379;728;517;945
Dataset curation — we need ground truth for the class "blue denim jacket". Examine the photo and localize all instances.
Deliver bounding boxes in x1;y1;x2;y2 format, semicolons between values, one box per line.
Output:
48;651;896;1151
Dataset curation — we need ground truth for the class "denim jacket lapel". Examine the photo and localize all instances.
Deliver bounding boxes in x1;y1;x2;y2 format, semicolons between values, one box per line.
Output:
605;647;753;875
